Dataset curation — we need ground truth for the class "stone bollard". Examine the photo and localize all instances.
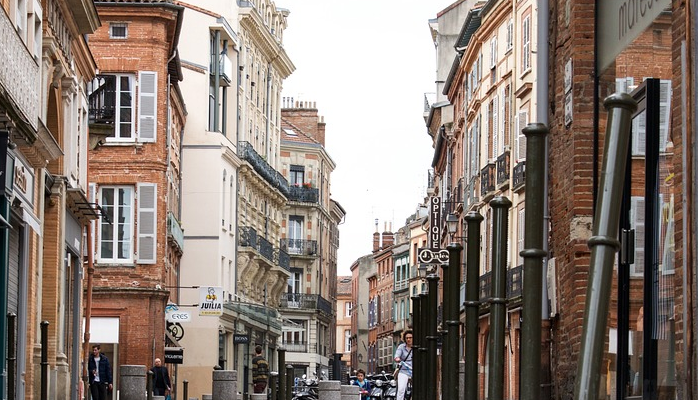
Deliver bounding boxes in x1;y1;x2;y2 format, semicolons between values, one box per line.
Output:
153;397;165;400
250;394;266;400
340;384;359;400
212;370;237;400
120;365;147;400
318;380;341;400
202;395;212;400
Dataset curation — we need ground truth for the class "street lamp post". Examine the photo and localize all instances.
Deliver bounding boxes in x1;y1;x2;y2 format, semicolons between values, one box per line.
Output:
411;293;422;400
464;211;483;400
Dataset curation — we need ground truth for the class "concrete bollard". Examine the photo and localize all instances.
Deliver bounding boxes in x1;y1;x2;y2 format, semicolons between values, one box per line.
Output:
119;365;147;400
202;395;212;400
318;380;341;400
153;397;165;400
340;384;359;400
250;394;266;400
212;370;237;400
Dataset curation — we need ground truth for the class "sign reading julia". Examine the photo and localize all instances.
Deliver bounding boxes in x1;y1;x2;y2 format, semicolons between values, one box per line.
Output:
199;286;223;316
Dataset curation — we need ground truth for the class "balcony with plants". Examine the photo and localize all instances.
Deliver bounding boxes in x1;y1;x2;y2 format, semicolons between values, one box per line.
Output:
280;238;318;256
288;183;319;203
280;293;333;317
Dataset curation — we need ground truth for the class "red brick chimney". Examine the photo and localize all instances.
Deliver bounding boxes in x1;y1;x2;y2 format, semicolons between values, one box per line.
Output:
280;99;325;146
372;219;380;252
382;222;395;248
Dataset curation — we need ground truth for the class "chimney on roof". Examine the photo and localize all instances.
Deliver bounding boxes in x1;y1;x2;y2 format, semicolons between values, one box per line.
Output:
373;219;380;252
382;222;395;249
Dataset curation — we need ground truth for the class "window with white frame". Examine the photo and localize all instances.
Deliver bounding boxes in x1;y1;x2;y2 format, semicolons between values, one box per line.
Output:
522;15;531;72
506;18;513;51
630;196;645;277
88;72;157;142
345;301;352;317
110;22;128;39
344;330;351;353
290;165;305;186
98;184;156;264
490;36;498;85
288;216;304;255
288;270;301;294
517;207;525;266
632;79;672;156
516;108;529;162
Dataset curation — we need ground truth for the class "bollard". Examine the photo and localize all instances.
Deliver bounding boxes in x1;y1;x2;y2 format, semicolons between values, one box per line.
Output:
340;384;359;400
202;395;213;400
250;394;266;400
278;349;286;400
487;196;512;400
519;122;550;400
285;365;293;400
147;370;154;400
154;397;165;400
425;274;439;400
184;380;189;400
317;380;341;400
120;365;147;400
574;94;637;400
464;211;483;400
212;370;237;400
270;372;278;400
442;242;463;400
417;292;428;400
41;321;49;400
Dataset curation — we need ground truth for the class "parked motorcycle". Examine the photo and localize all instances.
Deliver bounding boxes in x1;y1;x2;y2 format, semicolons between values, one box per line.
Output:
292;373;319;400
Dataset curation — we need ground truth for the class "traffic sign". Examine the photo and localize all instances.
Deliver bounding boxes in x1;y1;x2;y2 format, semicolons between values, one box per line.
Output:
418;248;450;264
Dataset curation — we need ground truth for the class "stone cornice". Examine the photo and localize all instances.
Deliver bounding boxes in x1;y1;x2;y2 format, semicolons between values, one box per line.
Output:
239;12;295;78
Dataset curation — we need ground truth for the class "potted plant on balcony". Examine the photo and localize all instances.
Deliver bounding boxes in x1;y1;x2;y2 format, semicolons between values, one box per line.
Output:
302;182;312;189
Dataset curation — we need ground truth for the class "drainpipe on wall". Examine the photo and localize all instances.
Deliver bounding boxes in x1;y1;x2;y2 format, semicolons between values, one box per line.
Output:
82;222;95;399
0;129;11;400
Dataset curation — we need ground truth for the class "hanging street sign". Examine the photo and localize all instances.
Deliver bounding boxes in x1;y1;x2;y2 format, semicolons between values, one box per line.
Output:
429;196;442;249
418;248;450;264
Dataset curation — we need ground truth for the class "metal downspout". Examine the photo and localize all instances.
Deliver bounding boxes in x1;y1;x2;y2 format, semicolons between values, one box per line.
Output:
692;7;698;396
680;40;690;400
537;0;550;320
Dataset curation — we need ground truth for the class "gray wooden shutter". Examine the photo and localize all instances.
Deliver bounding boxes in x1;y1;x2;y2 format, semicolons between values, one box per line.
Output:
138;71;157;142
137;183;157;263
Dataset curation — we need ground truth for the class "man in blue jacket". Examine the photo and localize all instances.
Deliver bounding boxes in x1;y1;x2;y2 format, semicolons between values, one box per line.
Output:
88;344;113;400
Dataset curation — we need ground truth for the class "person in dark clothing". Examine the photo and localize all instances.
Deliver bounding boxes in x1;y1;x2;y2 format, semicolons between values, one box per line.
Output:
251;345;269;393
88;344;113;400
151;358;171;396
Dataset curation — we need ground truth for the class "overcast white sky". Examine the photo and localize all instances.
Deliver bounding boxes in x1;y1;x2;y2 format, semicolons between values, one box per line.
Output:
279;0;456;275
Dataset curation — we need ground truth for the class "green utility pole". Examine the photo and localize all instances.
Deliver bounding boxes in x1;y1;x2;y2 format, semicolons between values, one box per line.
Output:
464;211;483;400
442;243;462;400
574;93;637;400
519;123;549;400
488;196;511;400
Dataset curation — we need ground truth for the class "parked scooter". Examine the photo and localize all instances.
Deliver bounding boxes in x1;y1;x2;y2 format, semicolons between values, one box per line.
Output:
292;373;319;400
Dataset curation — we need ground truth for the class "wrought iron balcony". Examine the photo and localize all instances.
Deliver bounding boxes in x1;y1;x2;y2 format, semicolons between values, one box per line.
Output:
288;185;319;203
239;226;289;271
280;239;318;256
479;271;491;303
224;301;281;330
464;177;478;209
444;178;463;215
507;264;523;298
280;293;333;315
281;341;313;353
513;161;526;190
238;141;290;197
167;212;184;251
480;163;496;197
496;150;510;185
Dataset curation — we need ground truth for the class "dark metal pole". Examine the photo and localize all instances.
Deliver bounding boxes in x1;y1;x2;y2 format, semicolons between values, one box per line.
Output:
410;294;422;400
418;292;428;400
183;379;188;400
147;371;153;400
270;372;278;400
41;321;49;400
278;348;286;400
519;122;549;400
487;196;511;400
7;313;15;400
426;274;439;400
464;211;483;400
285;365;293;400
443;243;462;400
574;93;637;400
332;353;342;381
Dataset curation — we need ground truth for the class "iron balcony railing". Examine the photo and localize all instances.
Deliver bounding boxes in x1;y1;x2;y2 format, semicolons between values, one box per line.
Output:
281;341;315;353
479;271;492;303
238;141;290;197
444;178;464;215
513;161;526;190
464;177;478;209
167;212;184;251
238;226;289;271
480;163;496;197
496;150;511;185
280;239;318;256
223;301;281;330
288;185;319;203
280;293;333;316
507;264;523;298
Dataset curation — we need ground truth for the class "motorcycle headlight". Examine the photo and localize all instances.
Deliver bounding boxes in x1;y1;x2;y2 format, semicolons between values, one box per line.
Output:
390;379;397;386
305;379;313;386
375;380;383;387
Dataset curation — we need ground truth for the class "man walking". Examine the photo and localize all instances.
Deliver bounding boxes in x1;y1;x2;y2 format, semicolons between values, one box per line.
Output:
251;345;269;393
151;358;171;396
88;344;113;400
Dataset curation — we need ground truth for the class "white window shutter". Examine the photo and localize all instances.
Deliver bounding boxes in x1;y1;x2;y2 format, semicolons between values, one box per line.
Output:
631;196;645;276
483;103;489;162
137;183;157;263
493;96;499;158
138;71;157;142
517;110;528;161
632;112;646;155
659;80;672;151
517;208;525;266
